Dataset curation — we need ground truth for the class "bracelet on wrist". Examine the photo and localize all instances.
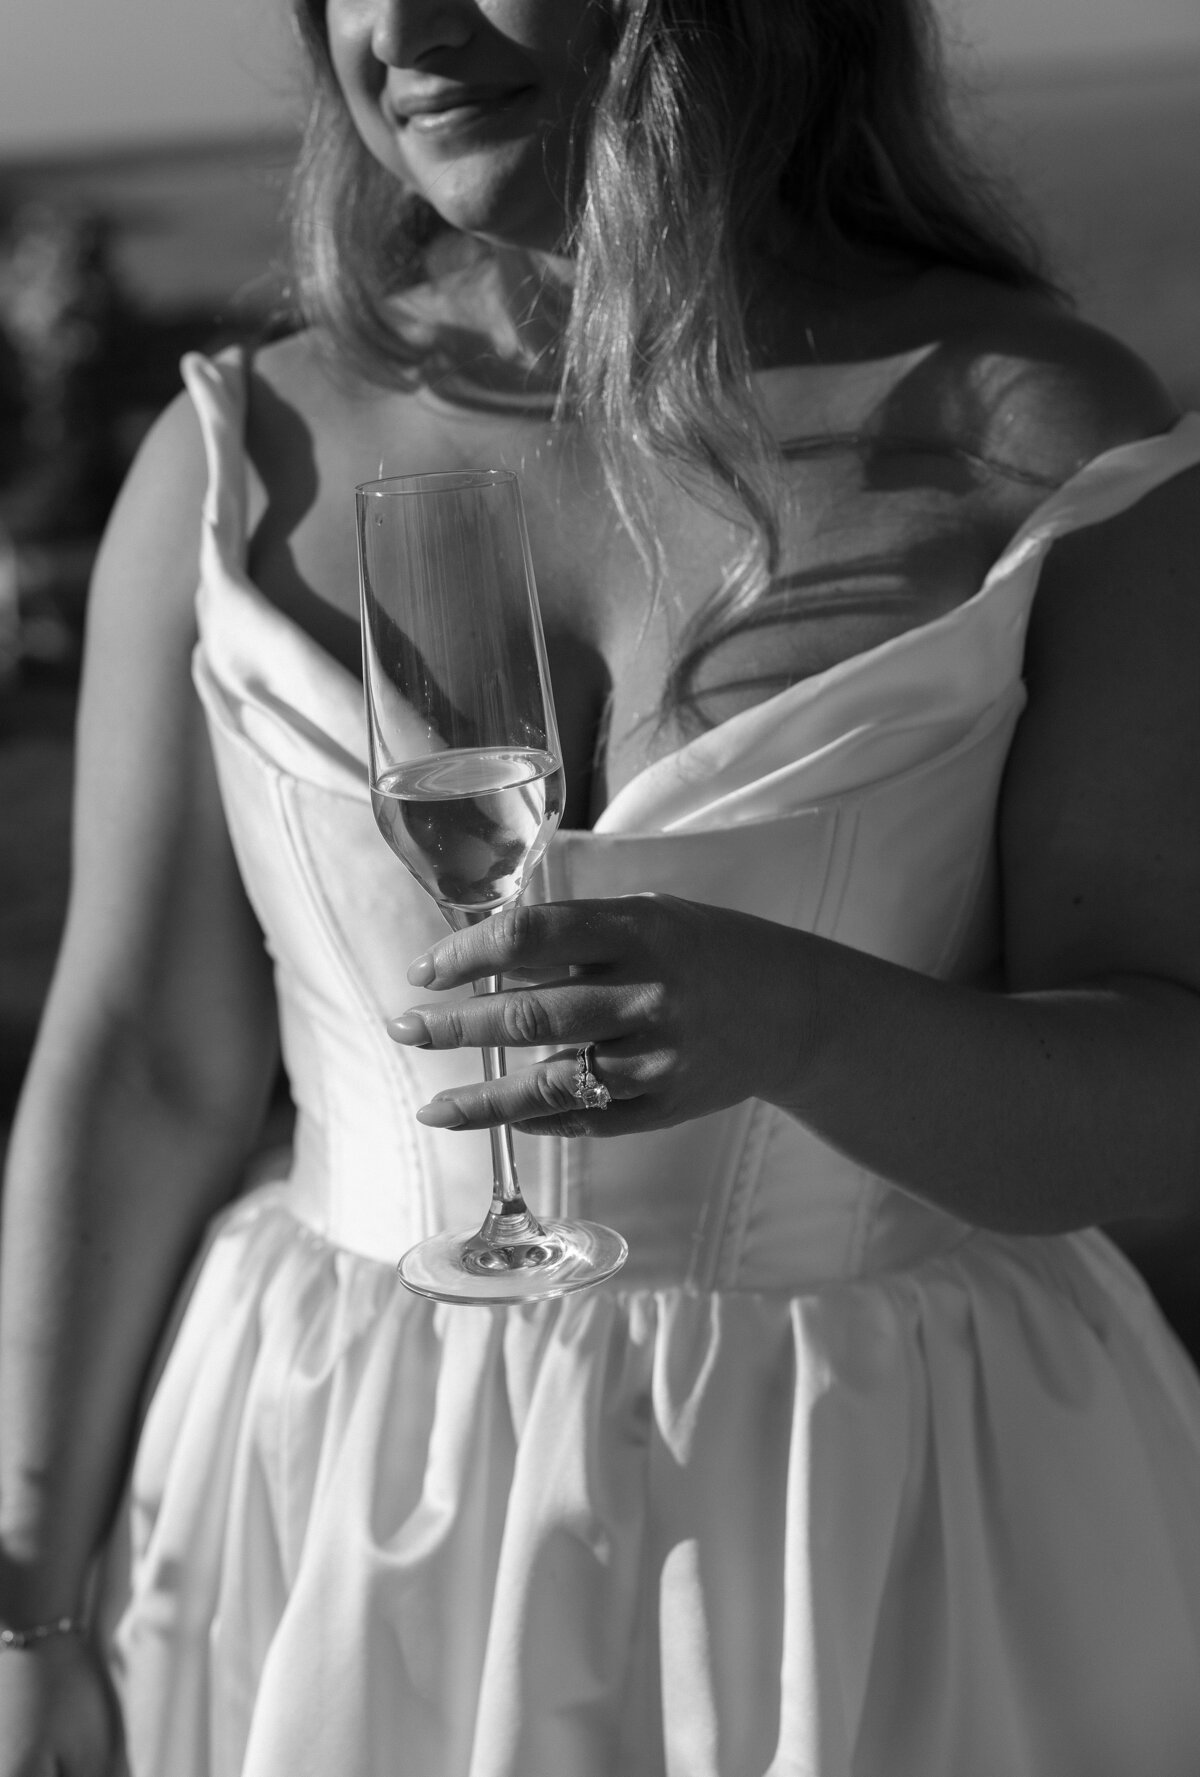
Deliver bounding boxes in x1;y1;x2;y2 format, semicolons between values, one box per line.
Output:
0;1615;85;1650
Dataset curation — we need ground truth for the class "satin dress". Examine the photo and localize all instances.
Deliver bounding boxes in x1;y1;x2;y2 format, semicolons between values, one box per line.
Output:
106;352;1200;1775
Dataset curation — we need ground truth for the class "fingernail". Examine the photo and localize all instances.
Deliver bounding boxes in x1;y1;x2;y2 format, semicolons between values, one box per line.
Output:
387;1013;431;1046
416;1099;466;1129
407;953;436;986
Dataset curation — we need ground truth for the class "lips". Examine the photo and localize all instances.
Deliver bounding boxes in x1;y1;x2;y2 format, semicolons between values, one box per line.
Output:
391;85;534;135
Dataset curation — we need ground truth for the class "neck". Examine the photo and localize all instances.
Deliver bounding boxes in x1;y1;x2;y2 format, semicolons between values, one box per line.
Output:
483;247;575;386
415;243;575;403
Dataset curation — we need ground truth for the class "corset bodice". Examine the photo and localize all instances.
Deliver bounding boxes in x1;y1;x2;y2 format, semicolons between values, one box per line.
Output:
185;351;1200;1290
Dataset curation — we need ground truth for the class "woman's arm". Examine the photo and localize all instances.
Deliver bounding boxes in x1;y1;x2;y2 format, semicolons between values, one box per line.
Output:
385;392;1200;1235
770;444;1200;1231
0;390;279;1635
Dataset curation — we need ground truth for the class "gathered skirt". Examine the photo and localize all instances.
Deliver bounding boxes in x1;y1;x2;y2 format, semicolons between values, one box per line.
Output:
102;1180;1200;1777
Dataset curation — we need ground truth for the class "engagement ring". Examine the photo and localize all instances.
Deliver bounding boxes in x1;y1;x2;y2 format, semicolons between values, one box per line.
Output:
573;1044;612;1111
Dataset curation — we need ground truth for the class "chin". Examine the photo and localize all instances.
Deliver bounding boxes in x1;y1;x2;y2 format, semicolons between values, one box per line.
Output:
390;136;566;255
426;188;565;255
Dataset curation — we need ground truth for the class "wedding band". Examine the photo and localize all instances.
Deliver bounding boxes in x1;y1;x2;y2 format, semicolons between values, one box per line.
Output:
573;1043;612;1111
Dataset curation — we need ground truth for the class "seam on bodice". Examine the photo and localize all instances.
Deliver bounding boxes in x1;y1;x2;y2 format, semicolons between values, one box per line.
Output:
275;777;429;1232
708;1103;789;1291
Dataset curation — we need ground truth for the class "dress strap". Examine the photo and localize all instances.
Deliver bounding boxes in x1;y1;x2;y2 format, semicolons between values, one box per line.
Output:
180;349;249;567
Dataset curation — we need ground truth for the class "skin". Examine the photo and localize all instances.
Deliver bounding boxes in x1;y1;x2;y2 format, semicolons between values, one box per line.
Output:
326;0;608;250
3;0;1200;1766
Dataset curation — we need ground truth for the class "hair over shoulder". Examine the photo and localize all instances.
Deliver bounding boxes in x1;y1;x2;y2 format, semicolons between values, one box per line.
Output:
288;0;1054;725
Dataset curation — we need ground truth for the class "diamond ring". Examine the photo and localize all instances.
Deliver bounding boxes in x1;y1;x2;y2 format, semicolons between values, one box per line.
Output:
573;1043;612;1110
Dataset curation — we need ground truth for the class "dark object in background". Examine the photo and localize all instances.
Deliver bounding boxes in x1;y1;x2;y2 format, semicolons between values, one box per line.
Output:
0;171;290;681
0;198;132;671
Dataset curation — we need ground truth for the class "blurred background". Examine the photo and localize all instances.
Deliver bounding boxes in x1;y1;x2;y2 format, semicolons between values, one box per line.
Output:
1;0;1198;1346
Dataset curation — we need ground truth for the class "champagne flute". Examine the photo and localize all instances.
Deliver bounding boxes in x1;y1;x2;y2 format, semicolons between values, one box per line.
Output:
356;468;628;1304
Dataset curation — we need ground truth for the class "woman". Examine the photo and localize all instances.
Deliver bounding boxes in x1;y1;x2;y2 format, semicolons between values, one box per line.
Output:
3;1;1200;1772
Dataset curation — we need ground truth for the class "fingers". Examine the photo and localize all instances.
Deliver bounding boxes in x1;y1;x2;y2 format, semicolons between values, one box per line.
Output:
389;977;664;1053
413;1045;647;1134
405;897;662;990
390;894;693;1136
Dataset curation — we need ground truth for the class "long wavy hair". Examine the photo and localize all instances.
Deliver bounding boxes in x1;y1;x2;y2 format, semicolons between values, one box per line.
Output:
288;0;1054;725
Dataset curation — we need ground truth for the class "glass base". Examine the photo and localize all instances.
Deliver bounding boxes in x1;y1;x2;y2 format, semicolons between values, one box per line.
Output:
398;1216;628;1305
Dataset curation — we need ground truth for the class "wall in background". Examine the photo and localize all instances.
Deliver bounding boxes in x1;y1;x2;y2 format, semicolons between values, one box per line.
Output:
2;0;1200;157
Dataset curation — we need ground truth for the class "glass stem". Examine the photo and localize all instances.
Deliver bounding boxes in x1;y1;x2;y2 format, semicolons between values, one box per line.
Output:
474;973;523;1212
451;903;546;1249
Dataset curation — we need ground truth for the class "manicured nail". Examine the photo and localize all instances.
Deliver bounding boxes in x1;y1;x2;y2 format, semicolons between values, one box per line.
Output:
387;1013;431;1046
407;953;436;986
416;1099;466;1129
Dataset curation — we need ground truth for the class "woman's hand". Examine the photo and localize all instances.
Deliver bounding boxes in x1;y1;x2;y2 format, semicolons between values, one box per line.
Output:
0;1638;119;1777
387;895;814;1136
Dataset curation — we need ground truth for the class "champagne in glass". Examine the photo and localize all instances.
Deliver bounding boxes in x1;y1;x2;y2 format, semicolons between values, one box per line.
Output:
371;746;564;914
356;468;627;1303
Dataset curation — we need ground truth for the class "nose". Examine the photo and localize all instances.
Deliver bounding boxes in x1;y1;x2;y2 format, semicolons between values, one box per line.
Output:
369;0;475;66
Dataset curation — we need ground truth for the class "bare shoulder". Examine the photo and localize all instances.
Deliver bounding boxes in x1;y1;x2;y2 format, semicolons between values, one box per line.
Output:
915;271;1181;482
92;332;363;616
87;380;210;637
239;328;411;523
103;379;207;531
244;326;368;415
242;327;377;458
233;328;431;634
74;377;215;779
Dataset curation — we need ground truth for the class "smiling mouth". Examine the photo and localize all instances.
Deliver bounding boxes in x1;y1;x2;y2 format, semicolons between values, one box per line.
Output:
395;88;535;136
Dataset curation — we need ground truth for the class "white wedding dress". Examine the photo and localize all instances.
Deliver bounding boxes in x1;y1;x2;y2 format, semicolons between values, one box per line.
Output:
105;352;1200;1776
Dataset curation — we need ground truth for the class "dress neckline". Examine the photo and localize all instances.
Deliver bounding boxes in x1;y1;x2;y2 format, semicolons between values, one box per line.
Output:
211;497;1031;835
184;351;1200;833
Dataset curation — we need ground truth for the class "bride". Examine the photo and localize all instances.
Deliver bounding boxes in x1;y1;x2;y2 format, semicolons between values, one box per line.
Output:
3;2;1200;1772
